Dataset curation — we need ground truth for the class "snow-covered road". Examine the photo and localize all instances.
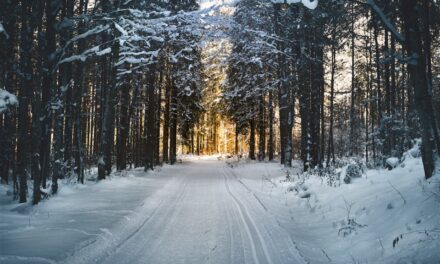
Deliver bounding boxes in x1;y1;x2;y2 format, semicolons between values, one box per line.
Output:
63;160;305;264
2;157;440;263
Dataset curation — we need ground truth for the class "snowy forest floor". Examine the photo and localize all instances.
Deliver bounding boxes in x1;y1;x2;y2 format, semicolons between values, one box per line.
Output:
1;155;440;264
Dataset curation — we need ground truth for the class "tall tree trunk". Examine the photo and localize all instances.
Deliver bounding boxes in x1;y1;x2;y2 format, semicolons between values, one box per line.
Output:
349;1;356;156
162;68;171;163
268;91;274;161
373;21;383;128
390;33;397;153
117;80;130;171
97;56;110;180
155;69;163;165
383;29;391;156
401;0;439;179
235;125;239;155
74;0;87;183
145;66;156;171
249;118;256;160
104;41;119;176
258;94;265;161
0;2;18;185
169;79;177;165
31;0;45;204
327;29;336;166
299;63;310;171
312;36;324;168
42;0;58;194
422;0;440;153
17;0;33;202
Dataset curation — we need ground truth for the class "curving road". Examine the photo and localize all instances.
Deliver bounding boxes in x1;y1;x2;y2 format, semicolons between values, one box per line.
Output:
64;160;305;264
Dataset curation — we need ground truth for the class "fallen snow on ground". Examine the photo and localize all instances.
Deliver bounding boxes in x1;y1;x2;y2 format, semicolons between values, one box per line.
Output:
0;167;173;264
1;152;439;264
228;156;440;263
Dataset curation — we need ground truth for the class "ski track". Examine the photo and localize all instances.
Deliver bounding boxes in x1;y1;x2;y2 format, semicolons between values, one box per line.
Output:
224;166;310;264
222;166;273;264
58;160;306;264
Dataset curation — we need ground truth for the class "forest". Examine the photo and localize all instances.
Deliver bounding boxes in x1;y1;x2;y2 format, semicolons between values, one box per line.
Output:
0;0;440;263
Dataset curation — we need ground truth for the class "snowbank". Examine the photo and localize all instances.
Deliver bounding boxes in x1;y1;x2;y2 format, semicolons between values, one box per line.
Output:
0;167;175;263
229;156;440;263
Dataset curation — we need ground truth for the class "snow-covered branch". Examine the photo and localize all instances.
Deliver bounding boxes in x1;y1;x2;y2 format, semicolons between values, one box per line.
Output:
366;0;405;43
59;45;112;65
0;89;18;114
0;22;9;39
270;0;318;10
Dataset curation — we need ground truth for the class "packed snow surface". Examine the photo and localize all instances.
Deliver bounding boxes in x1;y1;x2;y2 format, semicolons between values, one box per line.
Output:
1;155;439;263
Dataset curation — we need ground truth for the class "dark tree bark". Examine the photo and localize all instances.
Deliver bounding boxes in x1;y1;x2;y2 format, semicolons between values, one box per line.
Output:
155;69;163;166
0;1;17;185
235;125;239;155
104;40;119;176
117;80;131;171
373;21;383;128
97;57;110;179
268;91;274;161
310;35;324;168
258;94;265;161
74;0;88;184
327;27;336;166
274;3;288;166
162;67;171;163
169;79;177;165
299;63;310;171
422;0;440;154
31;0;45;204
41;0;59;193
54;0;78;190
145;66;156;171
349;1;356;156
401;0;439;179
17;0;33;203
249;118;256;160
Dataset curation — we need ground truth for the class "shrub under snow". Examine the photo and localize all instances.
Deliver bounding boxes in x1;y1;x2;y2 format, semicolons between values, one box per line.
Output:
0;88;18;114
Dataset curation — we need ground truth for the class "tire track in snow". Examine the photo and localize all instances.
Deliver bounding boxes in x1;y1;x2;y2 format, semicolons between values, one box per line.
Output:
222;166;274;264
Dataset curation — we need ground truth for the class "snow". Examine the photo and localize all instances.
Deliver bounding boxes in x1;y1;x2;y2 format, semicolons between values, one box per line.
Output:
59;45;112;64
98;156;105;165
0;168;172;263
95;47;112;56
270;0;318;9
1;153;439;263
114;22;128;36
0;88;18;114
300;0;318;9
366;0;405;43
199;0;238;10
68;25;109;45
0;22;9;39
227;156;440;263
386;157;399;168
